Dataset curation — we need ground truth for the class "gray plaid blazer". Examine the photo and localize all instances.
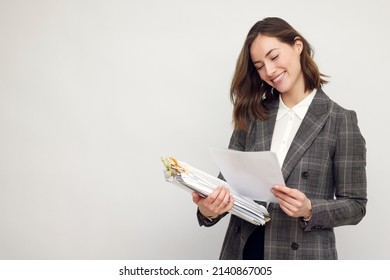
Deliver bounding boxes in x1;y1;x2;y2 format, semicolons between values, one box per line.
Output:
197;88;367;260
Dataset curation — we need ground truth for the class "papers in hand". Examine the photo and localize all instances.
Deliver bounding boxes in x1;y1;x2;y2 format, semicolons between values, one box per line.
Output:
161;156;270;226
209;148;285;203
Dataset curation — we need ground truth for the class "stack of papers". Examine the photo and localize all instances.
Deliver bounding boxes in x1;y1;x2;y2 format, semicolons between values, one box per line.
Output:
161;156;270;225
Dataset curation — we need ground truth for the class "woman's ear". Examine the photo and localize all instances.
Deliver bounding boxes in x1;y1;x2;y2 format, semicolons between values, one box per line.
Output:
294;36;303;55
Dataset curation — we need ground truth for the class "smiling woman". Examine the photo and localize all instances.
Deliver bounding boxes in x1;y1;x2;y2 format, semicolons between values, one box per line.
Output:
250;35;304;103
1;0;386;262
230;17;328;130
192;17;367;260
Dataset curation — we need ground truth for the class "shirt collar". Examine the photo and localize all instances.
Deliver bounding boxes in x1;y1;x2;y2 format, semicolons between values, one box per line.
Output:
276;89;316;120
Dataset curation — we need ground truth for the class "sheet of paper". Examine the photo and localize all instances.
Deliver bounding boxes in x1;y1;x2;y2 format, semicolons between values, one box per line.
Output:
209;148;285;203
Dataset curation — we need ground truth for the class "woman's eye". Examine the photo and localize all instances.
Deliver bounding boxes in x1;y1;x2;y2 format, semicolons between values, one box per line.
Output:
271;55;279;60
256;65;264;70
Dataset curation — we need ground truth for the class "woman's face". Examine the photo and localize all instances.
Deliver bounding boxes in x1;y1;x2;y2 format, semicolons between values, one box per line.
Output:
250;35;303;95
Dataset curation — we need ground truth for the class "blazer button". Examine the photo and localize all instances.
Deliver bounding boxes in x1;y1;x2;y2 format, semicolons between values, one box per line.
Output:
291;242;299;250
301;171;309;179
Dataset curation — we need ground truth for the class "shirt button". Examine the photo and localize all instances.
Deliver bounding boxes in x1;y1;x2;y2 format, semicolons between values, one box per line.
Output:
301;171;309;179
291;242;299;250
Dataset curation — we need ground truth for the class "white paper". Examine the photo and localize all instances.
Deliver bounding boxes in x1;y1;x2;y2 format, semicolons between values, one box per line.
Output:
209;148;285;203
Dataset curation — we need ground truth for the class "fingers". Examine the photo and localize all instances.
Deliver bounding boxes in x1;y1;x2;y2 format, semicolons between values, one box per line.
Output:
195;186;234;217
192;192;201;204
271;185;304;204
205;187;230;208
271;185;310;218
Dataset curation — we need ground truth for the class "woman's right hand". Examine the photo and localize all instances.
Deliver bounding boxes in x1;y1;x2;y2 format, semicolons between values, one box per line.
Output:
192;186;234;218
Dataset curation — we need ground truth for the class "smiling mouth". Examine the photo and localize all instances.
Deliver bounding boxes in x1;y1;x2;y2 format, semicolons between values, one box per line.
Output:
271;72;285;84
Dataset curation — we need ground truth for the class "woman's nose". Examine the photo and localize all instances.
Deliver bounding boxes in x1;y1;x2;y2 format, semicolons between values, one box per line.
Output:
265;62;276;77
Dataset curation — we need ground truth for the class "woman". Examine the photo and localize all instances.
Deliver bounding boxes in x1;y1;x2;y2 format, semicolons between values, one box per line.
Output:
192;17;367;260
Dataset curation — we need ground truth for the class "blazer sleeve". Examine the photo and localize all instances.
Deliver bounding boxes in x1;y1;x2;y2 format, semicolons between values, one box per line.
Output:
303;109;367;230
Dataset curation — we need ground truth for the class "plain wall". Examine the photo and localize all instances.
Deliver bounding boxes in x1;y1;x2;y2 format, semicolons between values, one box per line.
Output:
0;0;388;259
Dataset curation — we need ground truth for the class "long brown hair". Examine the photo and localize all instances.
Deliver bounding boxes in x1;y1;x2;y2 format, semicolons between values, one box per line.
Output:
230;17;328;130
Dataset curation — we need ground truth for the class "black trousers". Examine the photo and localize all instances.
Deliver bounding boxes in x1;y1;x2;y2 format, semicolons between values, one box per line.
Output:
243;226;265;260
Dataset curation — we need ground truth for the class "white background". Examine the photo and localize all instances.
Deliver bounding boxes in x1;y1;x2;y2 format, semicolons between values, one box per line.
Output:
0;0;388;259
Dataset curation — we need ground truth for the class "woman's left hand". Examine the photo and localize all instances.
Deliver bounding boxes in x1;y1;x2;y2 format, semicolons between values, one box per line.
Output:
271;185;312;219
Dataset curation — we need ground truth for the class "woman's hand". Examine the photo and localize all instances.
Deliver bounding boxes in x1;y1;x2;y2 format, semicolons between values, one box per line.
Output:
271;185;312;219
192;186;234;218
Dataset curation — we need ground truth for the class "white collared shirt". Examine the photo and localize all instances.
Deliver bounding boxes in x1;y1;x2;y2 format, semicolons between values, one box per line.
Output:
270;90;316;166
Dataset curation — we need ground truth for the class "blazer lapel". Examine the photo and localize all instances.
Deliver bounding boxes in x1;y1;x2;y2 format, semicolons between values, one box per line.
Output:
281;89;331;181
